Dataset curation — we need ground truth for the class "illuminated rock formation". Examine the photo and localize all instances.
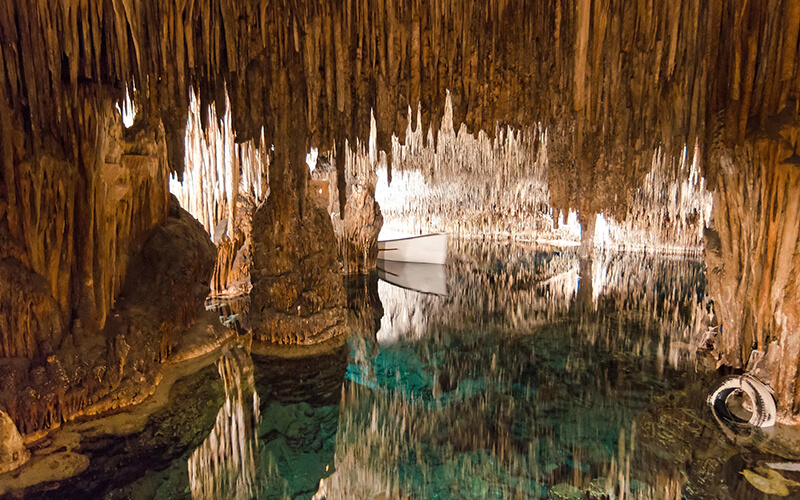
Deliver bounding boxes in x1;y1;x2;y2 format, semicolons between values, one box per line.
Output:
249;184;347;345
0;410;28;474
0;195;216;436
706;115;800;423
320;115;385;274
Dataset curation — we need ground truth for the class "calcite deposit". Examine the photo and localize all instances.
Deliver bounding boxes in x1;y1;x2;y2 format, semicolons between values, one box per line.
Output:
0;194;217;437
705;114;800;423
249;186;347;345
0;410;28;474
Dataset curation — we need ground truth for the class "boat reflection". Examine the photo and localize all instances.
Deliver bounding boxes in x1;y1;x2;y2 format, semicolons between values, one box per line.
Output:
377;259;448;296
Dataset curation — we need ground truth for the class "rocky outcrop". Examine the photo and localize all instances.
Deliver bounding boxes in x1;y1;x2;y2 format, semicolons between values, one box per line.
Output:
0;410;28;474
249;187;347;345
0;102;170;367
0;259;63;360
0;196;217;437
121;194;217;336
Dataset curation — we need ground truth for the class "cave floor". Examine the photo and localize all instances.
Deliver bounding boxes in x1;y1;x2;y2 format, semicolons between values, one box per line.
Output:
4;241;800;500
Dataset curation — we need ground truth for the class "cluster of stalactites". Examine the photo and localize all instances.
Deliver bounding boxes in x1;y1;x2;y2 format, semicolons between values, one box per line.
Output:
170;88;268;238
595;143;714;254
377;93;714;253
378;93;559;240
4;1;799;195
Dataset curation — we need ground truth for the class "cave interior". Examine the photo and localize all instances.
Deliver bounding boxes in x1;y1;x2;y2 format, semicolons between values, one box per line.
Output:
1;0;800;497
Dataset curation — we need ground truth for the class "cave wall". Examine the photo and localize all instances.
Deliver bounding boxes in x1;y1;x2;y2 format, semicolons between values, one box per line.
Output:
0;93;169;358
705;114;800;422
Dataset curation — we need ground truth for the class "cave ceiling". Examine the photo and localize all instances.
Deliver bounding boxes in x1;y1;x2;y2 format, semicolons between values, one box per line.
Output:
2;0;799;219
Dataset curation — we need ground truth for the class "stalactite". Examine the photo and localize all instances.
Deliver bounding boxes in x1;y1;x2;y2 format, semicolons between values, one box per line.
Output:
171;89;267;237
379;94;559;241
2;0;800;426
378;94;713;253
2;0;797;214
320;112;384;274
170;89;266;296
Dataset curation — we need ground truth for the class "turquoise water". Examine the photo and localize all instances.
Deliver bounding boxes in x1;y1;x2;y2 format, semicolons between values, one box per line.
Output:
17;242;797;499
333;244;708;499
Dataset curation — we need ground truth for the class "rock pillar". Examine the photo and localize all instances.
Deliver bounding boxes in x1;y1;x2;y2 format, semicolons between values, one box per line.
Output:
705;117;800;423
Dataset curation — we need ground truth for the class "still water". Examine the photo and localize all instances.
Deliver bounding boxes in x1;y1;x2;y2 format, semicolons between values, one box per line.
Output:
14;241;799;499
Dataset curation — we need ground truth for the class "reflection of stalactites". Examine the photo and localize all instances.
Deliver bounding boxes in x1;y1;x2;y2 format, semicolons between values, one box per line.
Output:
188;348;260;500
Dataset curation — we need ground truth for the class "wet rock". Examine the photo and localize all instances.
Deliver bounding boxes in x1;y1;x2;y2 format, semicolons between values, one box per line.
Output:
0;259;63;360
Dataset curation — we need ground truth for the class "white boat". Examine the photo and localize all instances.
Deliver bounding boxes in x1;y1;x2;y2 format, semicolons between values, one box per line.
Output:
377;233;448;264
377;260;448;296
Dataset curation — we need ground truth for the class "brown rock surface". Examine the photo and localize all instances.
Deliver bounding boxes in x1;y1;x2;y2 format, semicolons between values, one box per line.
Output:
706;114;800;423
250;186;347;345
0;259;63;360
0;196;217;436
316;143;384;274
210;195;257;297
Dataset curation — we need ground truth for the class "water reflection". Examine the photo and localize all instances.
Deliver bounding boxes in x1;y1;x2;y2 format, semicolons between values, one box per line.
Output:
372;241;706;372
189;347;260;500
21;241;800;499
250;345;348;499
336;240;707;499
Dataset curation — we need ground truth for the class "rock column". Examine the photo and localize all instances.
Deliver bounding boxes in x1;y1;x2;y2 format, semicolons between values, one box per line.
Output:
705;116;800;423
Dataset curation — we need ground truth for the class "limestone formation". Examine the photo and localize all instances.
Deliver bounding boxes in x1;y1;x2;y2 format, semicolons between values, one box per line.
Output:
705;113;800;423
316;116;385;274
0;410;28;474
0;195;217;437
249;185;347;345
